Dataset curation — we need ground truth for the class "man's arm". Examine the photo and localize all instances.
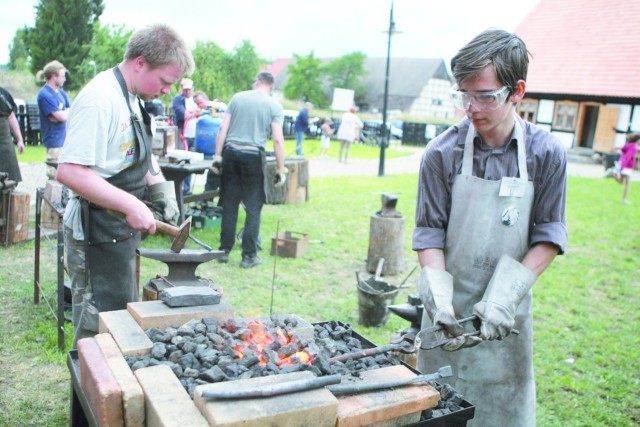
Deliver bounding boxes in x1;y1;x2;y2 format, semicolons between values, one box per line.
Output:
271;122;285;171
521;242;559;276
417;248;445;269
48;108;69;123
215;112;231;155
56;163;157;233
145;155;166;186
7;112;25;154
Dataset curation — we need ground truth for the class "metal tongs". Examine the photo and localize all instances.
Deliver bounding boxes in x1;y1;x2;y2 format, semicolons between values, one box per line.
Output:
417;315;520;350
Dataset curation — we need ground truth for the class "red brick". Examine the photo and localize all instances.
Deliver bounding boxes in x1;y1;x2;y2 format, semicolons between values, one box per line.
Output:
94;333;145;427
77;337;123;427
335;365;440;427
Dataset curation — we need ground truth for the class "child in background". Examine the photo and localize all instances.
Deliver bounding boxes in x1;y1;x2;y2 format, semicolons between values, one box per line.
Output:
319;118;334;158
606;132;640;204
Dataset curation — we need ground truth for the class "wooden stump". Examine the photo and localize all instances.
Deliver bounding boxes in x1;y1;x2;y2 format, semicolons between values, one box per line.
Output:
366;215;406;275
265;158;309;205
0;191;30;244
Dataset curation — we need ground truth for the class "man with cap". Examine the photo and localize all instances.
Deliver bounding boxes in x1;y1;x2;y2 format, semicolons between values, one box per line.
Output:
171;77;198;194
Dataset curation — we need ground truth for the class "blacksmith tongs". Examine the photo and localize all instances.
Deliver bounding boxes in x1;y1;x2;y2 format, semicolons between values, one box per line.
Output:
417;315;520;350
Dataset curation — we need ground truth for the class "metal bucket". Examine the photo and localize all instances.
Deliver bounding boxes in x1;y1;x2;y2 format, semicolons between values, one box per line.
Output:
357;277;399;327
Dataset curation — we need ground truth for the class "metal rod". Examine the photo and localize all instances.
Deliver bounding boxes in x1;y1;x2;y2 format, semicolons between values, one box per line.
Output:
270;219;282;316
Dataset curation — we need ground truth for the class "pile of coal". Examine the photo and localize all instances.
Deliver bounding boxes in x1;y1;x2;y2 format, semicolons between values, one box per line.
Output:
124;316;401;398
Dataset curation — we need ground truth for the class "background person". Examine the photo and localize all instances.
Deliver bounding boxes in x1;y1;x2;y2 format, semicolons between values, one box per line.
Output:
171;78;198;194
56;23;193;347
293;102;313;156
336;107;363;163
0;86;25;183
36;60;70;180
210;71;286;268
413;29;567;426
605;132;640;204
319;117;334;158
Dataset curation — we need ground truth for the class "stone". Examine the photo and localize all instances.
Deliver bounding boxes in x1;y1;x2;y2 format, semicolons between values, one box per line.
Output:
161;286;221;307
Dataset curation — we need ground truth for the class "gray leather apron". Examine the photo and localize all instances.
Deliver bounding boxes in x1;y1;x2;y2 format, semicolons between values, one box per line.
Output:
80;67;157;316
418;118;536;426
0;94;21;182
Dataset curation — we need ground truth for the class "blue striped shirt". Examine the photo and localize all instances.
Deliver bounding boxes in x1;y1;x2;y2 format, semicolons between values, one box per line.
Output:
412;116;568;254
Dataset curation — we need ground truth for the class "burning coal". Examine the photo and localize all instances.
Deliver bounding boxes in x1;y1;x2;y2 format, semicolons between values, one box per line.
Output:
125;316;402;398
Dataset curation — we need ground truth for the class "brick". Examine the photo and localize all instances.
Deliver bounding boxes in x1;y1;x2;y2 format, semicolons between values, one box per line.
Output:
194;371;338;427
135;364;209;427
77;337;123;427
127;300;234;330
335;365;440;427
94;333;145;427
98;310;153;357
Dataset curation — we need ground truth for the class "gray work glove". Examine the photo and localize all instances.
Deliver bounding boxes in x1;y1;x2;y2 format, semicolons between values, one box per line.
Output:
274;168;287;188
418;266;481;351
473;255;538;340
210;155;223;175
148;181;179;226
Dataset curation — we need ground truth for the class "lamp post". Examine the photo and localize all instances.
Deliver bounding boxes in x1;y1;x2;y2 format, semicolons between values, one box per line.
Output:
378;0;396;177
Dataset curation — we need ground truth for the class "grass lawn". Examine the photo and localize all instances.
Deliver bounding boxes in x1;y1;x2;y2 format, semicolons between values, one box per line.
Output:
0;160;637;425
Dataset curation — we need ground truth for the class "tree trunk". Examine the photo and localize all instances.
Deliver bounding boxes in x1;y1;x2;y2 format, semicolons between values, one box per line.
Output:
366;215;406;275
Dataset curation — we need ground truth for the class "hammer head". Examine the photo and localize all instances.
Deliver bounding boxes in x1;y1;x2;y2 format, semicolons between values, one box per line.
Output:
170;217;191;253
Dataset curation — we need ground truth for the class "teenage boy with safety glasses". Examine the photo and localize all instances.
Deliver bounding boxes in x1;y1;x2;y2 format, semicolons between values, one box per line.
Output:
412;29;567;426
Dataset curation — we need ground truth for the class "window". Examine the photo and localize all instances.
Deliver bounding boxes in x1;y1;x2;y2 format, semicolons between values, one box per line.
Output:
553;101;579;130
517;99;538;123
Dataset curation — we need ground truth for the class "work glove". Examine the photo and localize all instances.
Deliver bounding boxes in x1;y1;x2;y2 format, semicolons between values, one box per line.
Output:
418;267;481;351
473;255;538;340
274;168;287;188
210;155;223;175
148;181;179;226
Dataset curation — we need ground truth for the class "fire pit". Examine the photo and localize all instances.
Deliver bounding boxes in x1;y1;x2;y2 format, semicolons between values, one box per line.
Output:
68;306;474;426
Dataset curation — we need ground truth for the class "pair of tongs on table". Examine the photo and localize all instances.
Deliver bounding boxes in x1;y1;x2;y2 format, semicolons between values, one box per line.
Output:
417;315;520;350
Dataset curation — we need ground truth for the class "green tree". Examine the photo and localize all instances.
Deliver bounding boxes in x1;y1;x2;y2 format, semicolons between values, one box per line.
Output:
7;28;30;72
79;23;132;85
27;0;104;89
190;39;262;103
324;51;368;101
283;52;326;107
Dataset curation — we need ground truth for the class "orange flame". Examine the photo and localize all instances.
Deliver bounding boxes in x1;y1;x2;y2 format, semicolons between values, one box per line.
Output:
232;320;314;367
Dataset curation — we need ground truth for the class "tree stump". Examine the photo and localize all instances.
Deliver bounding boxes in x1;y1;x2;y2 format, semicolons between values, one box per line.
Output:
366;215;406;275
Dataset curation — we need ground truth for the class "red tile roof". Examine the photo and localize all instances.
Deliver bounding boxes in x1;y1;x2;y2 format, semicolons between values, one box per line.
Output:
263;58;291;79
515;0;640;98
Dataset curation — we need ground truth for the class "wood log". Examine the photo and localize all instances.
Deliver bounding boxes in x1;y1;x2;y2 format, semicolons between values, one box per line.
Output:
366;215;406;275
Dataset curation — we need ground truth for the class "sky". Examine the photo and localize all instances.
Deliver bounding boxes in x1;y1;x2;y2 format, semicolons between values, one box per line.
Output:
0;0;541;69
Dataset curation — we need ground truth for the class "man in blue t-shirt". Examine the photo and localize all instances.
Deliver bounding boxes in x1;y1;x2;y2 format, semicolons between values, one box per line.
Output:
37;60;70;179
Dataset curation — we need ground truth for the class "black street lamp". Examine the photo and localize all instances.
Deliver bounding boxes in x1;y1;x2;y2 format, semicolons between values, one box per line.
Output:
378;0;396;177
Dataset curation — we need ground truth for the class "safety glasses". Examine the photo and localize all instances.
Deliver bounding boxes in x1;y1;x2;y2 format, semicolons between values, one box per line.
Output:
449;85;511;111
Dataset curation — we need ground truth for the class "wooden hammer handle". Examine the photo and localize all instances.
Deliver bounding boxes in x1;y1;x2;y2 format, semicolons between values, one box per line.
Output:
155;220;180;237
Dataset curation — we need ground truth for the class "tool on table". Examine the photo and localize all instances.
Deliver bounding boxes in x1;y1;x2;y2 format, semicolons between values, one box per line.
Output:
327;366;453;395
417;315;520;350
327;334;417;364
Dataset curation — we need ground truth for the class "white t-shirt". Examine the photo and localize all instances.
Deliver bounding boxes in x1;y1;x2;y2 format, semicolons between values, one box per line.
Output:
337;112;363;142
59;69;141;178
60;69;143;238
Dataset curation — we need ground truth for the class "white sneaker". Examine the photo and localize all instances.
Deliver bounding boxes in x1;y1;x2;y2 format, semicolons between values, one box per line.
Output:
622;199;631;205
604;168;614;177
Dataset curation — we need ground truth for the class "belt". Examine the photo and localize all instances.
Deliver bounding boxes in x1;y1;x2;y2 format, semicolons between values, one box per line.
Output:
227;144;262;153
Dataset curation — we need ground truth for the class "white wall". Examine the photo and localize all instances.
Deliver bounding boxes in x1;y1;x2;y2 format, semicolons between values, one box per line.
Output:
409;79;456;119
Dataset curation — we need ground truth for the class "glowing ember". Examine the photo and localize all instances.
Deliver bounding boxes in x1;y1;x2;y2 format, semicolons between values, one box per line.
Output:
233;320;314;367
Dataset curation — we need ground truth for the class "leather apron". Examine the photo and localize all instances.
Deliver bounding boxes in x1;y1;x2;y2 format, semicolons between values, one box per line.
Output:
418;118;536;426
80;67;157;316
0;95;21;182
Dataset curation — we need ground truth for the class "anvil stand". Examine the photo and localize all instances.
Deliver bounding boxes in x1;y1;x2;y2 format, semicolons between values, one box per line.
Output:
137;247;225;301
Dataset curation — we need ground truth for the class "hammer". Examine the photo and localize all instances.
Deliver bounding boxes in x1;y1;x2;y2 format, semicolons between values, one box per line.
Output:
108;210;210;253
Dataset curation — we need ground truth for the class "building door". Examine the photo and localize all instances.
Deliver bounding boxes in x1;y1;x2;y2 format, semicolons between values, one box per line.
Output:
592;106;620;153
579;106;599;148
